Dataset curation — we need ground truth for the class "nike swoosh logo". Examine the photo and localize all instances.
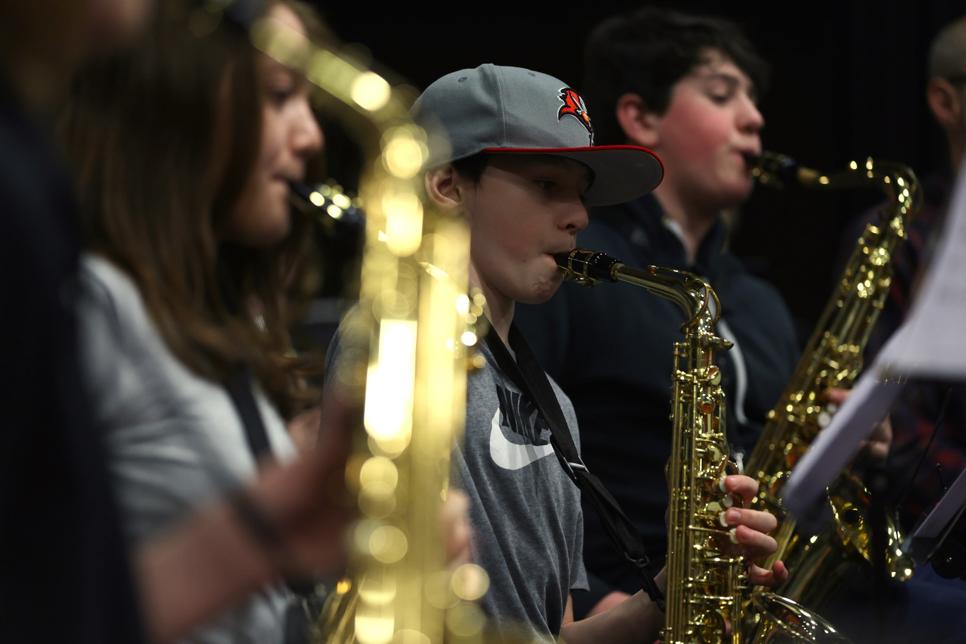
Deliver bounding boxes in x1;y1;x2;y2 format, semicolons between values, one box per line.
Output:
489;408;555;470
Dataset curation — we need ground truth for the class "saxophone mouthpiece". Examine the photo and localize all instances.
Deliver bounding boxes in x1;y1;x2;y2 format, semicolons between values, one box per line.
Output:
554;249;621;284
287;179;313;203
288;180;366;229
552;251;574;269
751;151;800;187
553;251;590;285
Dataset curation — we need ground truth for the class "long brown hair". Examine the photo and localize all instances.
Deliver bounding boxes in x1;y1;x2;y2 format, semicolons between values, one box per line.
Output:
62;1;314;418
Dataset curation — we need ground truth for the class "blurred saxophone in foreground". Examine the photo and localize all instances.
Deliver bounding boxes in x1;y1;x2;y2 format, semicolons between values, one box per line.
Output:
251;16;490;643
745;152;920;608
556;249;846;643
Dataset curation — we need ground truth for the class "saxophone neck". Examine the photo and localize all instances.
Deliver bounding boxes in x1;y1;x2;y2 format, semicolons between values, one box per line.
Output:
554;249;730;348
751;151;923;229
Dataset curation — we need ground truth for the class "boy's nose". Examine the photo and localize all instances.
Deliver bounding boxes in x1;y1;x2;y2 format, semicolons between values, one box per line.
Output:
560;203;589;234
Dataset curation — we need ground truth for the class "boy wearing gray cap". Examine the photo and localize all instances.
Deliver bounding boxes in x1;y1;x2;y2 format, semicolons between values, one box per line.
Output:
413;63;785;641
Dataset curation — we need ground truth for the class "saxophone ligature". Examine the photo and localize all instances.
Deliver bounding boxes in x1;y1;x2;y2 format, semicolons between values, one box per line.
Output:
556;249;847;643
745;152;920;610
253;17;490;644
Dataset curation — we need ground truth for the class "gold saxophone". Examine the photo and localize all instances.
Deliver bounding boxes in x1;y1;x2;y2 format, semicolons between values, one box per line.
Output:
253;19;490;643
556;250;846;643
745;152;921;607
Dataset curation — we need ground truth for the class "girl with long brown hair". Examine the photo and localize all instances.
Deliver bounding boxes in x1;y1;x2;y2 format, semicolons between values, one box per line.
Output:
62;1;328;641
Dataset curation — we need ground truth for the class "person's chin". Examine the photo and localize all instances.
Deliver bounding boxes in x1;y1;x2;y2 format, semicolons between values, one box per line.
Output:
721;177;754;203
249;213;291;248
522;275;563;304
265;219;291;246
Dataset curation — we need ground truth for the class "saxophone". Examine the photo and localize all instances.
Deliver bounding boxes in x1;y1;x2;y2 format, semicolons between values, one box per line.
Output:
252;19;490;643
556;250;846;643
745;152;921;607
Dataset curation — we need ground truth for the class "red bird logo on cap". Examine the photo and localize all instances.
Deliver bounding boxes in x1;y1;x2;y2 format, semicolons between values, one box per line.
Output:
557;88;595;144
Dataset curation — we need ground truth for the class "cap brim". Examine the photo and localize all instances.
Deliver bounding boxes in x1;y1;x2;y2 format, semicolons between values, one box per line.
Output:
482;145;663;207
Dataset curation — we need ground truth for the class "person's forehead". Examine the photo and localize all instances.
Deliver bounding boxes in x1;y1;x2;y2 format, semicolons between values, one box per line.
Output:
492;154;586;172
258;6;310;77
266;2;307;36
690;50;755;88
492;155;592;182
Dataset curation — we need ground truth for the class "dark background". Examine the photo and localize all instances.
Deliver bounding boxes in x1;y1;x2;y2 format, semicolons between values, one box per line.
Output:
303;0;965;343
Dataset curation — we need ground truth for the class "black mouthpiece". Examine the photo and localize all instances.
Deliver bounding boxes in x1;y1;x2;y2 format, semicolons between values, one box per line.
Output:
554;249;621;282
288;180;314;203
288;180;365;229
770;154;800;183
752;152;800;186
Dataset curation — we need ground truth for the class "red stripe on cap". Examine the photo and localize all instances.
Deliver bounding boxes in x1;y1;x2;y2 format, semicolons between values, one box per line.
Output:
482;145;664;172
484;144;656;154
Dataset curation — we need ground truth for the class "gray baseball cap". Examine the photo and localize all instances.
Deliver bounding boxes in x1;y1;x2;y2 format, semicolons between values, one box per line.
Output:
412;63;663;207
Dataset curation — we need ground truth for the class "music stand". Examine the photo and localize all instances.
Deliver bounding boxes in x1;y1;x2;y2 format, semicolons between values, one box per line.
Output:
904;467;966;567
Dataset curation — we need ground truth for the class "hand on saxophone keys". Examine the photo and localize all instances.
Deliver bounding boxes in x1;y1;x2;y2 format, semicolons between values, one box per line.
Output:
720;474;791;588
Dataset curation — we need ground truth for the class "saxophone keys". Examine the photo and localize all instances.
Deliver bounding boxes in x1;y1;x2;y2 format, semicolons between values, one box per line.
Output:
698;394;715;414
817;402;837;428
707;365;722;385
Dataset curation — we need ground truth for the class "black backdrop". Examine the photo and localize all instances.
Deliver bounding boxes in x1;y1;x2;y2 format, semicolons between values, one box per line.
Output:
304;0;965;341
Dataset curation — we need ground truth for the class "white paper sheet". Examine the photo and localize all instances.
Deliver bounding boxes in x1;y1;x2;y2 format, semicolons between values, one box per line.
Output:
879;162;966;379
781;328;910;519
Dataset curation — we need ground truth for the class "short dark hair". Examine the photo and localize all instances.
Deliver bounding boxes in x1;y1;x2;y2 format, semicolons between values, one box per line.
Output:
449;153;596;191
451;153;491;183
582;7;769;145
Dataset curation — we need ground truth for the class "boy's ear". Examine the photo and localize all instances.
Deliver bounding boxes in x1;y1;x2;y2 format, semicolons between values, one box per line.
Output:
927;77;963;133
424;165;463;210
615;92;661;148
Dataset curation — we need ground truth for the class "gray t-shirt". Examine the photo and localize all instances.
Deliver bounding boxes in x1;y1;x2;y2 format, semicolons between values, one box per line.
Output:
77;256;296;644
455;343;588;639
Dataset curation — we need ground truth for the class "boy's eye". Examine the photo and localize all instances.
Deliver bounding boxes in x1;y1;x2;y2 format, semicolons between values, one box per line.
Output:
534;179;556;191
707;87;735;104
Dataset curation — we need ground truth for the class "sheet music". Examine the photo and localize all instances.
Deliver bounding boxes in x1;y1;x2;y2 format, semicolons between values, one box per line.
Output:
781;328;909;519
880;162;966;379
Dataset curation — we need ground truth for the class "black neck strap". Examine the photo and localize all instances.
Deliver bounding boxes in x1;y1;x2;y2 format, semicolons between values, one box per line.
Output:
485;325;665;610
225;368;320;599
225;367;274;466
